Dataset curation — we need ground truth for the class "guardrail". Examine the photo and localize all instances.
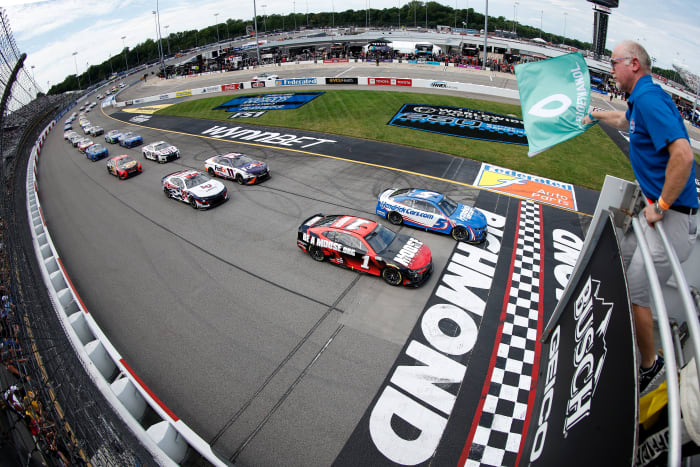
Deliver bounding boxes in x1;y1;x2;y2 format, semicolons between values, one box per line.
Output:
26;121;232;467
114;71;520;108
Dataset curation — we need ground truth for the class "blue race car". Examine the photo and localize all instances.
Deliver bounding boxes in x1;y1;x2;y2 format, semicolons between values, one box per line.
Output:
85;143;109;161
104;129;123;144
118;132;143;148
376;188;488;243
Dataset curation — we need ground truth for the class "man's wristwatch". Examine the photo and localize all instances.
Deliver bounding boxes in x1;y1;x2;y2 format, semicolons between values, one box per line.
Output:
653;200;666;215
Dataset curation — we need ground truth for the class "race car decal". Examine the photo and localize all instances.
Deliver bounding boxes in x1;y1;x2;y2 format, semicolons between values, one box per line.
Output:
392;238;423;267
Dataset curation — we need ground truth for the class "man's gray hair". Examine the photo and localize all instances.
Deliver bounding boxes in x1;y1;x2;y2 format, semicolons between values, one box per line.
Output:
618;40;652;72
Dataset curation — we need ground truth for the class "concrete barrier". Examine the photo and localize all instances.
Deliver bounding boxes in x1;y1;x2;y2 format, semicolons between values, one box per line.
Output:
26;121;232;466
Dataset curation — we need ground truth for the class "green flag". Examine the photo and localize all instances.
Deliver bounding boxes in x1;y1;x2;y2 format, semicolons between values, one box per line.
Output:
515;52;596;157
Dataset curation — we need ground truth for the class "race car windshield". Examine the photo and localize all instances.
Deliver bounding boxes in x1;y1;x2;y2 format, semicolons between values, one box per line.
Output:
154;143;170;150
232;155;253;167
438;196;458;216
116;158;134;167
185;174;209;188
365;224;396;252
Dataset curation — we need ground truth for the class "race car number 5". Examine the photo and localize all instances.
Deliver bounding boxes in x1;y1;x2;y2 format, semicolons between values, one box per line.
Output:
361;255;370;269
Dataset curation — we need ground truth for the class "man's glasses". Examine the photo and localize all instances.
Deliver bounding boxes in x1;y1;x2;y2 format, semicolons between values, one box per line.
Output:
611;56;633;68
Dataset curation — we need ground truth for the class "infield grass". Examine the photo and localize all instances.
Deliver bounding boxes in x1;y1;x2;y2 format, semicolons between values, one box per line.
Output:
157;90;634;191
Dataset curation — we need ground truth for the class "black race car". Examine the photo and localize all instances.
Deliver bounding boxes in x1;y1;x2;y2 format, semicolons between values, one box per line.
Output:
297;214;433;287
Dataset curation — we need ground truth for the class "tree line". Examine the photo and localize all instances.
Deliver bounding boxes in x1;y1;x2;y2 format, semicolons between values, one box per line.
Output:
47;1;686;95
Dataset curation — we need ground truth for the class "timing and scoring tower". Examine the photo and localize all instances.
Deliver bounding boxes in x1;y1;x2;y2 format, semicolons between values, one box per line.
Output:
588;0;620;59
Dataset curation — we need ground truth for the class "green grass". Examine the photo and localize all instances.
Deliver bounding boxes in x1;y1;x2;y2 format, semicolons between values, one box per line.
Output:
157;90;634;191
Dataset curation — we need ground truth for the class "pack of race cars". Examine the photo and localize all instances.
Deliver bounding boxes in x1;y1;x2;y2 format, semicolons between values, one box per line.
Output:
63;113;487;288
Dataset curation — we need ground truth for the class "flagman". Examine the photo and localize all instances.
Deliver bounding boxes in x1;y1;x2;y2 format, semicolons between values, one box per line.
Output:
583;40;698;395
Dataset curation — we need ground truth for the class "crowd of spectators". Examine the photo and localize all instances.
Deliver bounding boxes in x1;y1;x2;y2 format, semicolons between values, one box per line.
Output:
0;222;77;465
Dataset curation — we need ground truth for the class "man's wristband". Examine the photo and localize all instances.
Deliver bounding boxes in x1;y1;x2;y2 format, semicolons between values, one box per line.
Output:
588;112;598;122
658;196;671;211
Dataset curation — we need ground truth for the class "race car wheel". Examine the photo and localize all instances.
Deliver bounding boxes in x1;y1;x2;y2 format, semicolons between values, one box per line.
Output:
189;197;198;209
163;187;171;198
387;211;403;225
382;267;402;286
207;167;216;177
309;246;325;262
452;226;469;242
235;174;244;185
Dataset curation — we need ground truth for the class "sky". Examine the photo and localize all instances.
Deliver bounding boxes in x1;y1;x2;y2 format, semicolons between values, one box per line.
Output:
3;0;700;96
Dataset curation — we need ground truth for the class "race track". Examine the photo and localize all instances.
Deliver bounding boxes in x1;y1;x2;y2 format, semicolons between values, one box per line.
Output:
39;65;595;466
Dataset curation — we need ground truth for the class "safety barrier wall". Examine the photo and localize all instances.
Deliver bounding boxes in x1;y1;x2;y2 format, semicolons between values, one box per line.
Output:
115;72;520;108
26;121;231;466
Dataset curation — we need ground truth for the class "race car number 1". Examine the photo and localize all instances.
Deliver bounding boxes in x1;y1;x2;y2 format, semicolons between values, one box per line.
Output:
361;255;370;269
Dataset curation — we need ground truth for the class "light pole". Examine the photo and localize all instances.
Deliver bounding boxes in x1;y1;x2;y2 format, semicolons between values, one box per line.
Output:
72;51;81;89
513;2;518;34
397;0;400;29
563;12;567;42
214;13;220;43
86;62;91;86
253;0;261;65
465;0;469;30
261;4;267;34
425;0;428;30
109;53;113;76
153;5;166;78
165;25;171;56
30;65;37;95
121;36;128;74
482;0;489;69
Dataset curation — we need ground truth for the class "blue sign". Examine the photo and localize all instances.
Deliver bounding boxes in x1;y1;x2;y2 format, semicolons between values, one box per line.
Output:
214;92;323;112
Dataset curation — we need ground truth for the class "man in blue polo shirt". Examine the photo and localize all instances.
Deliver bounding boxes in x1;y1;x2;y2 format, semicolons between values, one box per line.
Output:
584;40;698;395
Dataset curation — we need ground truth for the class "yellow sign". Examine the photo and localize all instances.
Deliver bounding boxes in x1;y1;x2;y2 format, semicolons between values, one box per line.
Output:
122;104;173;114
175;90;192;97
474;163;578;210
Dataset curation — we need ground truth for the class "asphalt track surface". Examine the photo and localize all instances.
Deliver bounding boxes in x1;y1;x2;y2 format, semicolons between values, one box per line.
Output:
41;64;600;466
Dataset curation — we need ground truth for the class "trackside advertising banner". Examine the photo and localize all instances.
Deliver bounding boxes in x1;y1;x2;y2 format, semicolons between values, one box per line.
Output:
521;212;637;466
388;104;527;145
515;52;594;156
213;92;323;111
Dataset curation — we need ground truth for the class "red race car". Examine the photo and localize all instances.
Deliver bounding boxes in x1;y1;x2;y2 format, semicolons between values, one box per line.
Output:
106;155;142;179
297;214;433;287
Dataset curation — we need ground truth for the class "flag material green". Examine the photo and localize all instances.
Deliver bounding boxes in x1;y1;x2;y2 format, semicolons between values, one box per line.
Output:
515;52;595;157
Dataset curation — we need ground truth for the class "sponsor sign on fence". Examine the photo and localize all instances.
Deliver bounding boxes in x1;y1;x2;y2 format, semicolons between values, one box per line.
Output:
388;104;527;146
323;58;350;63
221;83;243;91
325;77;359;85
213;92;324;112
275;78;318;86
473;162;578;210
368;78;412;86
521;212;636;466
175;90;192;97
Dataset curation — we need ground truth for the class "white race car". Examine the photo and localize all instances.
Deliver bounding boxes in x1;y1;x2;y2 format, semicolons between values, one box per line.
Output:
143;141;180;163
204;153;270;185
162;170;228;209
251;73;279;82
